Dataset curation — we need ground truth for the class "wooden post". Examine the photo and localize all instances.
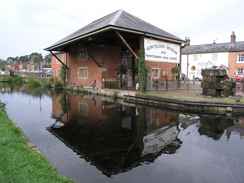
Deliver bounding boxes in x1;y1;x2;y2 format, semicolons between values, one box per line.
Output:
50;51;68;69
115;31;138;59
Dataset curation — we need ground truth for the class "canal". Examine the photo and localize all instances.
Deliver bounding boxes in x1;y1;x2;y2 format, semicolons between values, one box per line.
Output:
1;84;244;183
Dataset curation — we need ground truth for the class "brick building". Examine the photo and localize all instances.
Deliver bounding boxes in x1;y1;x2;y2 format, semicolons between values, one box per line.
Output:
182;31;244;80
45;10;184;89
50;52;67;77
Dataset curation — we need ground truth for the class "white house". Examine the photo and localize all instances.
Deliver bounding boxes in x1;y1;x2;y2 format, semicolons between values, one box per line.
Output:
181;32;244;80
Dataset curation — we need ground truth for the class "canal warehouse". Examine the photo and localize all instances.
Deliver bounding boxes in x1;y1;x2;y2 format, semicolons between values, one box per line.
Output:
45;9;184;89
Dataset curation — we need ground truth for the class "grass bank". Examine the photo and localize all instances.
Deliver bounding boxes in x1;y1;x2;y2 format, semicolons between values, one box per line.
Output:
140;90;244;105
0;102;73;183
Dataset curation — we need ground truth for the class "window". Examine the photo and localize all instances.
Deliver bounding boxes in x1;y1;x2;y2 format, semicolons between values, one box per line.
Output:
78;102;88;116
237;68;244;75
212;54;217;60
78;46;88;61
161;70;168;78
193;55;198;61
152;69;159;78
191;66;196;71
56;54;62;64
237;54;244;62
122;58;128;65
78;67;88;79
56;69;61;77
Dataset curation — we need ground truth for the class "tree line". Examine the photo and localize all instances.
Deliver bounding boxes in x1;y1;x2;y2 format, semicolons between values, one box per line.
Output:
6;52;51;63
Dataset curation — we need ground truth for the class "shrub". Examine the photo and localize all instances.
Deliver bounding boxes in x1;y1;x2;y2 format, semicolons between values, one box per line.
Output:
40;78;52;88
6;76;14;83
13;76;24;85
54;80;64;90
27;77;40;87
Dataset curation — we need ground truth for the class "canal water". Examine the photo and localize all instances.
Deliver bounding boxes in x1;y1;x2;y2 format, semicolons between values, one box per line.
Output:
1;85;244;183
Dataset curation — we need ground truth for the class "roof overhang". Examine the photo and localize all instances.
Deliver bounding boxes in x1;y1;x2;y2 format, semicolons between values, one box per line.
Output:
44;26;184;51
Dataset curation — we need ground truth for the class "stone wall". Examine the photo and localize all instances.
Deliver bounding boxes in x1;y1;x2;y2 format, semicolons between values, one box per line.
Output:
201;69;236;97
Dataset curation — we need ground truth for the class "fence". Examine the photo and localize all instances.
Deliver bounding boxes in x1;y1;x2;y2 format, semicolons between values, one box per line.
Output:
103;78;244;93
14;71;50;78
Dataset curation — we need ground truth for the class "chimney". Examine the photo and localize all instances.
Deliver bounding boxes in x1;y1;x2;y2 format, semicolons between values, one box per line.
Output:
184;37;190;46
231;31;236;44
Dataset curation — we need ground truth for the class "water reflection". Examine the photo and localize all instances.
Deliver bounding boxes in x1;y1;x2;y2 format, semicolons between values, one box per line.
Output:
48;94;182;176
198;116;234;140
1;85;244;182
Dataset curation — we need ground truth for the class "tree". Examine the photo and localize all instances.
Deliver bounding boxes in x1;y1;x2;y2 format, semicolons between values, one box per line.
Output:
59;65;67;84
0;60;5;71
23;65;28;71
28;53;43;63
171;66;181;75
44;54;51;63
19;55;29;62
30;55;42;63
7;57;15;61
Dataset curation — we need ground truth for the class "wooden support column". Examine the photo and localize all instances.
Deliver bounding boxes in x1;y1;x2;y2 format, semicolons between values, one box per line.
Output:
88;53;102;68
115;30;138;59
139;36;144;51
50;51;69;69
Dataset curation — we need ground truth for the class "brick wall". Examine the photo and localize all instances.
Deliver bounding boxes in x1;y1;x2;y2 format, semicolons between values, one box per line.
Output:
228;51;244;77
146;61;177;80
68;43;122;88
51;52;67;77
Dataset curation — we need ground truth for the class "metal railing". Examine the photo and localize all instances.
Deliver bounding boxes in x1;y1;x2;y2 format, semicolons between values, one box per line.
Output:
103;78;244;93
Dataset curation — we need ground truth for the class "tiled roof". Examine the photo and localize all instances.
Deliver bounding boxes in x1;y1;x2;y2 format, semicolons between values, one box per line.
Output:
182;41;244;54
45;9;183;50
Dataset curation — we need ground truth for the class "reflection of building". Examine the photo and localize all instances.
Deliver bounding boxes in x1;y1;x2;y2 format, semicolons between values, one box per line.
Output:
49;93;180;176
142;126;180;156
198;116;234;140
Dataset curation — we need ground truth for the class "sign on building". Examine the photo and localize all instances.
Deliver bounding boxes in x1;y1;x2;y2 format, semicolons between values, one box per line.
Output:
144;38;180;63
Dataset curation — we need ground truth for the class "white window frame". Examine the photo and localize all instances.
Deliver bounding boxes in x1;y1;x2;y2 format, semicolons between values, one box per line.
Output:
212;54;217;60
78;102;88;116
237;68;244;75
152;68;159;79
78;67;88;79
193;55;198;61
78;46;88;61
56;69;61;77
237;54;244;63
122;58;128;65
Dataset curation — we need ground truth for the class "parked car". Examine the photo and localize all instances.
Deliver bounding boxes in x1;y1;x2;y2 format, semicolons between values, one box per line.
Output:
235;74;244;82
46;71;52;77
180;73;186;80
195;76;202;81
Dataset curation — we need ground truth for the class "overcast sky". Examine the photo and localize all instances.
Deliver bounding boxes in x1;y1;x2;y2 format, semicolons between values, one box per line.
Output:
1;0;244;60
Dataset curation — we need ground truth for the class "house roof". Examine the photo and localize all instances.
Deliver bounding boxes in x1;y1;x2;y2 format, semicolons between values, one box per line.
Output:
182;41;244;54
45;9;183;51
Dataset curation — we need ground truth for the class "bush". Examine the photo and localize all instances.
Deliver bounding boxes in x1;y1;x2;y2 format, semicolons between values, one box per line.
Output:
0;101;6;112
6;76;14;83
54;80;64;90
27;77;40;87
13;76;24;85
40;78;52;88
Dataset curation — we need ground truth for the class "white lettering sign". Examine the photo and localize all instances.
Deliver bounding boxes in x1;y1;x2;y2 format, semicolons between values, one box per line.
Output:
144;38;180;63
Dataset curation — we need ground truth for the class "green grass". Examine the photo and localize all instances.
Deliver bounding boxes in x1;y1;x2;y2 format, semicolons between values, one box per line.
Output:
138;91;244;105
0;102;73;183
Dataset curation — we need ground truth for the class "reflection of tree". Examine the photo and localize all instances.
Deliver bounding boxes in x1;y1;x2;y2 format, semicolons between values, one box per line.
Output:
58;92;68;113
198;116;234;140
